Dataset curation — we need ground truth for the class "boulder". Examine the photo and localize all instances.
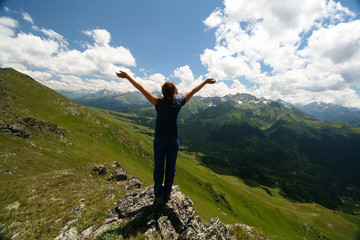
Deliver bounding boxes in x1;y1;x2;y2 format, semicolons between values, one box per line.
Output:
107;169;128;181
92;165;106;176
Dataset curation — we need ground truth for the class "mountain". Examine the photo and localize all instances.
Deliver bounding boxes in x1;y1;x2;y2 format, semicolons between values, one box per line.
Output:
1;68;360;240
180;97;360;212
296;102;360;124
74;90;153;113
334;110;360;127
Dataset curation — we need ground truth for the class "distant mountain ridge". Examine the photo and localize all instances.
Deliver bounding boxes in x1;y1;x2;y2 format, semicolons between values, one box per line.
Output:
296;102;360;126
70;89;360;126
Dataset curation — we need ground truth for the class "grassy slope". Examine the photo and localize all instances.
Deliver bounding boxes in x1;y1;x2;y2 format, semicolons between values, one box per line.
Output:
0;68;359;239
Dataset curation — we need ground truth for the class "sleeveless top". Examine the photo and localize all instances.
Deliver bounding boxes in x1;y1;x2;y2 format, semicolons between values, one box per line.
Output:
155;96;186;139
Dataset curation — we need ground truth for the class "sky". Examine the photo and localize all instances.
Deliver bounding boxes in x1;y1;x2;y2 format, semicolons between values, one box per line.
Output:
1;0;360;108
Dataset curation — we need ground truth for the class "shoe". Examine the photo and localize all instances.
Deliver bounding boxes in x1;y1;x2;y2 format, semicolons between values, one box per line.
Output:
153;196;164;205
163;193;171;203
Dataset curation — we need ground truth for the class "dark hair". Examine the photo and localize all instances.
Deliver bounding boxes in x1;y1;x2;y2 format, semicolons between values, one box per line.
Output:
162;82;177;104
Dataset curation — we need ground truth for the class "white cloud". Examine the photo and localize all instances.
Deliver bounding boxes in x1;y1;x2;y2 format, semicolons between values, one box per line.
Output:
203;8;223;29
149;73;166;84
22;70;53;80
22;11;34;24
83;29;111;46
200;0;360;107
0;17;18;36
174;65;195;88
0;13;136;87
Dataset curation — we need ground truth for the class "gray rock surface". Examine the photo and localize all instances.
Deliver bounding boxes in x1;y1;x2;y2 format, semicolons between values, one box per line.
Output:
88;185;262;239
53;183;265;239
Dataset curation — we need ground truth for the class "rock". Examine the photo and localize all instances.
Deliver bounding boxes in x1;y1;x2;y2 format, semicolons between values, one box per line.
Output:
204;217;229;239
92;165;106;176
54;227;78;240
178;215;205;239
0;120;30;138
11;232;20;239
54;172;74;178
124;176;142;190
157;215;179;239
54;219;79;240
73;184;266;239
112;161;122;168
74;203;86;213
93;185;234;239
5;201;20;211
107;169;128;181
0;170;16;175
106;195;114;200
79;226;93;240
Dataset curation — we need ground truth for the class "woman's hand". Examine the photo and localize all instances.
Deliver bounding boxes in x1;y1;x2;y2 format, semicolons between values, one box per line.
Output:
116;71;130;79
205;78;216;84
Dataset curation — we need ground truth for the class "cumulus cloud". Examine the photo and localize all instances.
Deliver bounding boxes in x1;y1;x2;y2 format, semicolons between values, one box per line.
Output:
200;0;360;107
0;12;137;91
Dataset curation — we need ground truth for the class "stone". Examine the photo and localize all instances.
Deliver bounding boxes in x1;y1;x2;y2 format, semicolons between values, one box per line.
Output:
0;120;30;138
5;201;20;211
124;176;142;190
204;217;229;239
92;165;106;176
157;215;179;239
107;169;128;181
112;161;122;169
0;170;16;175
54;227;78;240
79;226;93;240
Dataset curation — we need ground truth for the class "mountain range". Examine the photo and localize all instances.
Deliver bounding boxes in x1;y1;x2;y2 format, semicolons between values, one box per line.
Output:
1;68;360;240
69;89;360;127
296;102;360;126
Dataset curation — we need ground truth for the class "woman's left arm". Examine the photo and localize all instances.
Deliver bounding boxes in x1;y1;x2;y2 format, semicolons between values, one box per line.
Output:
116;71;159;105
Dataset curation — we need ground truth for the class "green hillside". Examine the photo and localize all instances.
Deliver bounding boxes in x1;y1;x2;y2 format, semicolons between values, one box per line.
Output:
1;68;359;239
181;99;360;212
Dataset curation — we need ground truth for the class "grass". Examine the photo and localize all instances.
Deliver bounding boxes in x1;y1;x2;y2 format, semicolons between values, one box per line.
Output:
0;162;130;239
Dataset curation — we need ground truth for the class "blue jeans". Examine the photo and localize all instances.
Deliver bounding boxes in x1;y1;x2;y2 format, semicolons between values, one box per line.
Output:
153;138;180;197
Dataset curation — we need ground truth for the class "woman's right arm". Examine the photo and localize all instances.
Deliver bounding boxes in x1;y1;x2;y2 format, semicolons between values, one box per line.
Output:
184;78;216;102
116;71;159;105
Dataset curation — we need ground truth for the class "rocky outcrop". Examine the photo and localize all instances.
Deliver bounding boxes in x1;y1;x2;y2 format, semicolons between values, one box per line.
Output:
53;166;265;239
81;185;266;240
92;165;107;176
0;117;66;139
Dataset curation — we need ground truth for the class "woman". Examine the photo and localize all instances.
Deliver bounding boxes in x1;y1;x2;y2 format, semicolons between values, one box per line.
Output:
116;71;216;204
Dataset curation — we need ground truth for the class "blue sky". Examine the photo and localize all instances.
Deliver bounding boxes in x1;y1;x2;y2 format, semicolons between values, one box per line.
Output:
1;0;360;107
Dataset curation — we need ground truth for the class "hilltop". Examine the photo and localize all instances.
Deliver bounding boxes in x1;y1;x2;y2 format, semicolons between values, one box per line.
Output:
1;68;359;240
